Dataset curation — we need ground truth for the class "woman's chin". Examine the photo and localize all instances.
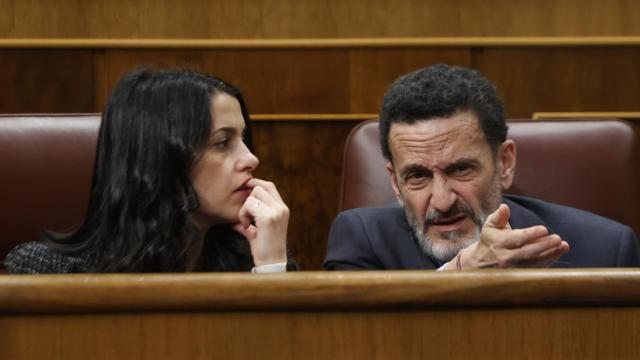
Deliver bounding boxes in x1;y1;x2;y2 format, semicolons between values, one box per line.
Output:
190;208;241;229
210;214;241;227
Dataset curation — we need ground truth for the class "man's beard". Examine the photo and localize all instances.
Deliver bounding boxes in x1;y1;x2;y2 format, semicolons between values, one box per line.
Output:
403;178;502;263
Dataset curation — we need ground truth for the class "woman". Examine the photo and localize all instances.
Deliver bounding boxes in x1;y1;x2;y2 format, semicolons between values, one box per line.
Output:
6;69;292;273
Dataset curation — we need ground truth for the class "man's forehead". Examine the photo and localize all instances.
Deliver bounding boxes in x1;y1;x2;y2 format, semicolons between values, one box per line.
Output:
388;113;486;154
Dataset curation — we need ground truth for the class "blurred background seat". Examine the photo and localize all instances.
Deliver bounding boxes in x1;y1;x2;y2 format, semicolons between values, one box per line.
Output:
0;114;100;269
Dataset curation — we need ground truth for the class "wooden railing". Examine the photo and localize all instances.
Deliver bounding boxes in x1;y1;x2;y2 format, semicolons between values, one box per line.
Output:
2;36;640;48
533;112;640;120
1;270;640;359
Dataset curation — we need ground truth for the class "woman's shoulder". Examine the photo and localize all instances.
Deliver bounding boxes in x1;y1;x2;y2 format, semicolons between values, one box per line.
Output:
4;242;93;274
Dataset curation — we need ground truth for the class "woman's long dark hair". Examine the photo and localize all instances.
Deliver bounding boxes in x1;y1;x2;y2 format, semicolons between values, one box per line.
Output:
47;69;255;272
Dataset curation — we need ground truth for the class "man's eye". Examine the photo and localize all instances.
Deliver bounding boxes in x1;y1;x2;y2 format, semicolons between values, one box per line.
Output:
405;172;429;185
450;165;473;177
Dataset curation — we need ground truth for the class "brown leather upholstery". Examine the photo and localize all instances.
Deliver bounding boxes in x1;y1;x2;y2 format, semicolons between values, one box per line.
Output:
0;114;100;267
339;119;638;233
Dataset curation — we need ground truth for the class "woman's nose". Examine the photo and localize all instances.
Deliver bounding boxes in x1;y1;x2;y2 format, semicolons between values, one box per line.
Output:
237;142;259;172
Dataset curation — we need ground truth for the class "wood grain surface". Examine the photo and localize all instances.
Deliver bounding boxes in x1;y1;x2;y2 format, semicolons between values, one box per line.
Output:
252;120;359;269
2;47;639;116
2;0;640;38
475;47;640;117
1;269;640;312
1;308;637;359
1;271;640;359
0;49;95;113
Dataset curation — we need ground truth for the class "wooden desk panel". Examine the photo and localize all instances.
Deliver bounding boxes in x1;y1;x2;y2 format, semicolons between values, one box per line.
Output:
1;271;640;359
2;308;639;359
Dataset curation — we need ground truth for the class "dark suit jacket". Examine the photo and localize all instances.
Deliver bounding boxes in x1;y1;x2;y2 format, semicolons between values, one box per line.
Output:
324;195;640;270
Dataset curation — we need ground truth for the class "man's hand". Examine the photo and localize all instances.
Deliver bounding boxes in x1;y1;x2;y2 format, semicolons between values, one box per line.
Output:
459;204;570;269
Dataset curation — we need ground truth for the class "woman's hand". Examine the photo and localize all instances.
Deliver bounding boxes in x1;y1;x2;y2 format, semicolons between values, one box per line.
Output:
232;178;289;267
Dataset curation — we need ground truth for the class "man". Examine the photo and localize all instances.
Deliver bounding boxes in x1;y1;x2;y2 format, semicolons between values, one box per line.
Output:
324;64;640;270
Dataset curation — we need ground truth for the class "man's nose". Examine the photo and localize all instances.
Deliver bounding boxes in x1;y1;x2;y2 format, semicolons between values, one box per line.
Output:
429;175;457;213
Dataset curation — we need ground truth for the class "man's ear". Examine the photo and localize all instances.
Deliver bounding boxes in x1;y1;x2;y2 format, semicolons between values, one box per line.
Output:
386;161;404;206
497;140;517;190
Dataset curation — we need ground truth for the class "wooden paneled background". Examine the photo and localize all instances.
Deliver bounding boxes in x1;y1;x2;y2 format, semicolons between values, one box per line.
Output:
2;47;640;116
1;0;640;269
2;0;640;38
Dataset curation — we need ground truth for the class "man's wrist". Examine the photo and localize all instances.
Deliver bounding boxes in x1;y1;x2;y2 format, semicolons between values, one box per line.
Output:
459;245;475;269
437;253;462;271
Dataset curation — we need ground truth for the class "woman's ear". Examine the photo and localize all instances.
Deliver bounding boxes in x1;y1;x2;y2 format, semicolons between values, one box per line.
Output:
386;161;404;206
497;140;517;190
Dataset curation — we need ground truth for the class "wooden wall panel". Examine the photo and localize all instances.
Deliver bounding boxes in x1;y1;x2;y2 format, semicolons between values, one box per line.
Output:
252;121;359;269
2;0;640;38
474;48;640;118
0;50;94;113
3;47;638;117
349;48;472;113
97;49;351;113
96;48;472;114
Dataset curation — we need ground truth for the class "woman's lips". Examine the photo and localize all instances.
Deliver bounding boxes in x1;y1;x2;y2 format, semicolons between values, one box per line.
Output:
235;177;253;192
234;187;252;198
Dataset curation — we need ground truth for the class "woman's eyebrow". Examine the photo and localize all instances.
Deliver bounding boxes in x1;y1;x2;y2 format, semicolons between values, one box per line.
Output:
212;125;247;134
211;127;238;136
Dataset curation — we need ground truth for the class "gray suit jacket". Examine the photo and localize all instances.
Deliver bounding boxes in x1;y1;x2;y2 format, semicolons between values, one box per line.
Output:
324;195;640;270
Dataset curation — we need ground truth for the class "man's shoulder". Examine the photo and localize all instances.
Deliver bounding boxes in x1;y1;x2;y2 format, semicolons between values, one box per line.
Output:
505;195;640;267
327;204;430;270
331;203;415;248
504;195;632;235
505;195;636;250
335;203;406;226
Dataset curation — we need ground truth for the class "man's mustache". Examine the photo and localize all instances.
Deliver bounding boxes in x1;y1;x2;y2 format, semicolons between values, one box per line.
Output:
424;201;483;228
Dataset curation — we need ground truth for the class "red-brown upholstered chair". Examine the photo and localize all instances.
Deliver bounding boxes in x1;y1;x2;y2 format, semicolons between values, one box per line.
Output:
339;119;638;234
0;114;100;269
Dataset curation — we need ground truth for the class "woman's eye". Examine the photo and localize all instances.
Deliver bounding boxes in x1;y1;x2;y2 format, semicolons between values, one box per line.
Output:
213;139;230;149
